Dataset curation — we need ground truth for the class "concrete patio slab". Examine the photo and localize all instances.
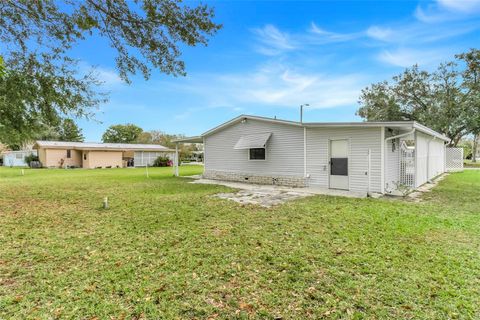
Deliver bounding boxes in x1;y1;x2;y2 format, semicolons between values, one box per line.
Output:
190;178;366;207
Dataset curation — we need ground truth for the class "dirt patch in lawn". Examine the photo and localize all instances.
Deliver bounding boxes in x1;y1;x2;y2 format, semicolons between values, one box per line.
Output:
213;189;310;208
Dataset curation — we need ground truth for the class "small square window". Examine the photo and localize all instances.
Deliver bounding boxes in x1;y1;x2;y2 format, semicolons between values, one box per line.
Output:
15;153;23;159
249;148;265;160
66;150;71;158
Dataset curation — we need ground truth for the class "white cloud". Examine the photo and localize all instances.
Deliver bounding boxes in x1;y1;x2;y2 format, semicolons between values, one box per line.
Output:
309;22;360;42
415;0;480;23
366;26;393;41
164;64;367;118
366;20;476;43
95;67;123;87
438;0;480;12
79;61;124;88
252;24;296;55
377;48;453;68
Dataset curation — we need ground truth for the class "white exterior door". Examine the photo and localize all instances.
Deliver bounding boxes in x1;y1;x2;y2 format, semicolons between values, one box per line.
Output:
329;139;349;190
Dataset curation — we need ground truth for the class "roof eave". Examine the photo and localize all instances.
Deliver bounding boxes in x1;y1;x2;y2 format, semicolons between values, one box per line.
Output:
413;122;450;142
201;114;302;137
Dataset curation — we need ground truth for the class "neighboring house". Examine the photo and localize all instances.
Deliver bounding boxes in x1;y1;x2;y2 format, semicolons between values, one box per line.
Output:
174;115;449;195
1;150;37;167
33;141;175;169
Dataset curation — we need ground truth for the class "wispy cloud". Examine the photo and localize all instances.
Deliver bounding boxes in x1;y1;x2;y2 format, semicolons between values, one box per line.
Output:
366;26;393;41
252;24;296;56
79;61;124;88
309;22;360;43
95;67;123;87
377;48;454;68
415;0;480;23
162;63;368;121
437;0;480;12
365;21;477;44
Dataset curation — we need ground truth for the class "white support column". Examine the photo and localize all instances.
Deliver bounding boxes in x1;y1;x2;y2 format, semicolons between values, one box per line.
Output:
175;143;179;177
414;131;418;188
202;136;206;176
367;148;371;196
380;126;385;194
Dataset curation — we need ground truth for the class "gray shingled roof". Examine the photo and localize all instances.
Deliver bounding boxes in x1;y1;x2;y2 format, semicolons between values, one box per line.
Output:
34;141;174;152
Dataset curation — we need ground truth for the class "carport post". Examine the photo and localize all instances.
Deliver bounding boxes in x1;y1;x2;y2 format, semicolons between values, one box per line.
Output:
175;143;179;177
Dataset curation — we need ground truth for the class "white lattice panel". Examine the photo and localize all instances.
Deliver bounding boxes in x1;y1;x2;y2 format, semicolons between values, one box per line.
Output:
400;146;415;188
446;147;464;172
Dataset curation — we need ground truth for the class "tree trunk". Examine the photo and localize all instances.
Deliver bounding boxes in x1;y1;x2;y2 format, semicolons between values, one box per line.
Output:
473;133;478;163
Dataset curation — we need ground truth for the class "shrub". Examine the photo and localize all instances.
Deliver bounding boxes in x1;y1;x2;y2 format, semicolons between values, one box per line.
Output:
152;156;171;167
24;154;39;167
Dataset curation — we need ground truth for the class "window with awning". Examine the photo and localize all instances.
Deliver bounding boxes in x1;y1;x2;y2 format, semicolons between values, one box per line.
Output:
233;132;272;150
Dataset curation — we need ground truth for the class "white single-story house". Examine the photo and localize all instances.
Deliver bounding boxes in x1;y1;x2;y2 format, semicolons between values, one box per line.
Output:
33;141;175;169
1;150;37;167
174;115;450;195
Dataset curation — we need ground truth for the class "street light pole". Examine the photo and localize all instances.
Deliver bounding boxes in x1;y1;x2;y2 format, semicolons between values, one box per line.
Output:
300;103;310;123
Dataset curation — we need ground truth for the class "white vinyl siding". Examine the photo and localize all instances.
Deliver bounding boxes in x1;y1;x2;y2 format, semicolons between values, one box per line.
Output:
204;119;304;177
2;150;37;167
415;131;445;187
384;138;400;192
306;127;383;193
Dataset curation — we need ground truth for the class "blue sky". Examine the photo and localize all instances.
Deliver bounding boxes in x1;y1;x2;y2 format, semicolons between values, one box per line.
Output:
73;0;480;141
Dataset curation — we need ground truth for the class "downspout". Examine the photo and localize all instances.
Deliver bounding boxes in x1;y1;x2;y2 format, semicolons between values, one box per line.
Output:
384;128;416;193
303;126;307;178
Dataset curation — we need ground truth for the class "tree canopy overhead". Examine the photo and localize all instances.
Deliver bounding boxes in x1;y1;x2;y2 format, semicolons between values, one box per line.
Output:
102;124;143;143
0;0;221;81
0;0;221;147
357;49;480;146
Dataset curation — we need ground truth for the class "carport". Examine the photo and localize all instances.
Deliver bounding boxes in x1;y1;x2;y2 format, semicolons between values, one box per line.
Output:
173;136;203;176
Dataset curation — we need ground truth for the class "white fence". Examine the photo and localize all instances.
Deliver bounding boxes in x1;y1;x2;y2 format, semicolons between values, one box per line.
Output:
446;147;464;172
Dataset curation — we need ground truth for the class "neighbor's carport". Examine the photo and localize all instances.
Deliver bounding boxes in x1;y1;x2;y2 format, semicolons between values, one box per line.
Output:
173;136;204;176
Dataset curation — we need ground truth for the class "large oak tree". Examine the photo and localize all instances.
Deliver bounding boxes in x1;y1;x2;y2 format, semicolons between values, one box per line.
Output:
357;49;480;147
0;0;221;147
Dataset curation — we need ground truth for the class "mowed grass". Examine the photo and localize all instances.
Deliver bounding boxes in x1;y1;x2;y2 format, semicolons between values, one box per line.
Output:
464;160;480;168
1;167;480;319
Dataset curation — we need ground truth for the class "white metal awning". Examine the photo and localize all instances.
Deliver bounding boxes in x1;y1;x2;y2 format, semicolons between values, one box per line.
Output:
234;132;272;149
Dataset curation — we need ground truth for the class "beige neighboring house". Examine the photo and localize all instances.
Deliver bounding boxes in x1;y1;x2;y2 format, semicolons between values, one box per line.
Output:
33;141;175;169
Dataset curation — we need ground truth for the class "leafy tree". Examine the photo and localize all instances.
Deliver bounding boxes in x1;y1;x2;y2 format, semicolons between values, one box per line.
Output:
136;131;154;144
136;129;202;160
58;119;85;142
0;0;221;147
102;124;143;143
357;49;480;146
457;50;480;161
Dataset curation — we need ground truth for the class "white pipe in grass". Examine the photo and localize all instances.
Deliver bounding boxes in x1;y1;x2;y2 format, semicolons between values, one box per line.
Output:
103;197;109;209
145;163;149;178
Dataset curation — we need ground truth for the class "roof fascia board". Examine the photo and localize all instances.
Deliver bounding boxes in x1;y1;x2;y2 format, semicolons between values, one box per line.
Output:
412;122;450;141
201;115;302;137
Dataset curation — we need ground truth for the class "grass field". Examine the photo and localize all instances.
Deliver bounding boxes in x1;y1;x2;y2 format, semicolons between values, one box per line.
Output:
1;166;480;319
464;160;480;168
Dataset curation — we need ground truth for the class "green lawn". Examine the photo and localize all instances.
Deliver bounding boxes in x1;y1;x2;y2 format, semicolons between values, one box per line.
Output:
1;167;480;319
464;160;480;168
